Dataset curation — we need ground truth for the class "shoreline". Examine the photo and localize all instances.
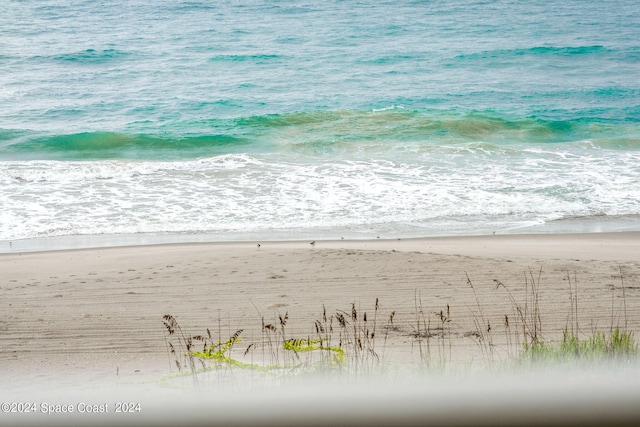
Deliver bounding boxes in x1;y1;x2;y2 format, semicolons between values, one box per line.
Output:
2;230;640;261
3;213;640;254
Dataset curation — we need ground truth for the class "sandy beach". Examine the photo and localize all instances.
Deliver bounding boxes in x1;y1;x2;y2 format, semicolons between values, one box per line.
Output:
2;232;640;425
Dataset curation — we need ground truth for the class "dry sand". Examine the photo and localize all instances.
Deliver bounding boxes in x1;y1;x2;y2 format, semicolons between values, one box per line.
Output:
1;232;639;425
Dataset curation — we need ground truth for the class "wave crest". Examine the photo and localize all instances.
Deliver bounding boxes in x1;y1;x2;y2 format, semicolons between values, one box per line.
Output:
1;109;637;160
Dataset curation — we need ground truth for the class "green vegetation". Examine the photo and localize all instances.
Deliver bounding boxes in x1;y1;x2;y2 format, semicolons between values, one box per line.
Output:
522;328;638;363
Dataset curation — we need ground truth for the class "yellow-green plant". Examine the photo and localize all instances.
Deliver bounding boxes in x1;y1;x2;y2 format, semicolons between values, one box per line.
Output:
282;338;346;365
192;329;243;364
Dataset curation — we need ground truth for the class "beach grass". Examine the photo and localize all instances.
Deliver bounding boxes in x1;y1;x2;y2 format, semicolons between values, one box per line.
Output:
161;269;639;384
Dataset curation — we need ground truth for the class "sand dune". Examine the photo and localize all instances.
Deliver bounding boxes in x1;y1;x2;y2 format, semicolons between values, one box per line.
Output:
1;232;639;425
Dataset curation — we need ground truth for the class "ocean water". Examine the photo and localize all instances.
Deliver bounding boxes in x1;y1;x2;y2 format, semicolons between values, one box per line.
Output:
1;0;639;247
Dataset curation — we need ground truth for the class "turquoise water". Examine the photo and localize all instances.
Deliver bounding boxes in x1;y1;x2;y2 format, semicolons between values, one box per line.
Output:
1;0;639;243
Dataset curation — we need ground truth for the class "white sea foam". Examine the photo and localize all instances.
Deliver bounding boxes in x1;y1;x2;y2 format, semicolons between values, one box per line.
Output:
2;143;639;241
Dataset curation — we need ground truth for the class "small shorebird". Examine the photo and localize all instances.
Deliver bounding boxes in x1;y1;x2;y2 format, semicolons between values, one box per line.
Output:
309;241;316;247
256;243;261;250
